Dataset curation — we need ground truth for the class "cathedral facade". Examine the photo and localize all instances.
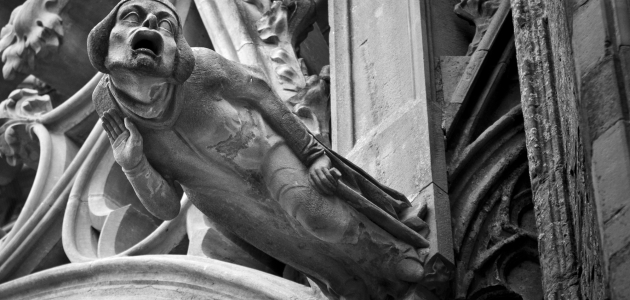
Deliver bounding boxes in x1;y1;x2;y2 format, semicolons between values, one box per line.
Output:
0;0;625;299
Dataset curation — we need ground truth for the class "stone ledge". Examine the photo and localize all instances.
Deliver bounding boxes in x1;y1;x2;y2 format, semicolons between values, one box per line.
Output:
0;255;322;300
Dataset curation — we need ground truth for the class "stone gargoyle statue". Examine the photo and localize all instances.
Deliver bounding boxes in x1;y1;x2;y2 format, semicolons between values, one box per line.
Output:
88;0;430;299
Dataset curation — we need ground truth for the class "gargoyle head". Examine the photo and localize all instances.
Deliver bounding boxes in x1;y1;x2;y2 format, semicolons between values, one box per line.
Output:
87;0;194;84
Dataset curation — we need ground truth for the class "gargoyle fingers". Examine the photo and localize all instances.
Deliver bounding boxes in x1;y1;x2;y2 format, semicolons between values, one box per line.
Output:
322;168;338;188
102;111;122;137
101;118;116;144
110;109;127;135
315;168;335;195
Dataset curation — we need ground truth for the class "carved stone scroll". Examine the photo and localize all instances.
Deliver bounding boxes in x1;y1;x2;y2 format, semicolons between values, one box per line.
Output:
0;71;104;281
0;89;81;281
61;132;190;263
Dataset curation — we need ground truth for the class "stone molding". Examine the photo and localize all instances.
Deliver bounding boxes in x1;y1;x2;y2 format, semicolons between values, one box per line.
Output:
0;255;324;300
454;0;502;55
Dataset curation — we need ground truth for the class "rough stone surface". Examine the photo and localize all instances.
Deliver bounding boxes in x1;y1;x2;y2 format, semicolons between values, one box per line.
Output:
572;0;607;75
438;56;470;132
581;57;624;140
346;102;433;196
330;1;453;298
511;0;607;299
431;0;475;56
592;120;630;256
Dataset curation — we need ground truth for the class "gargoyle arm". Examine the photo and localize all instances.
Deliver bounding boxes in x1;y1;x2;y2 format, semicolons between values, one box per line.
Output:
123;156;181;221
245;76;325;166
206;51;325;166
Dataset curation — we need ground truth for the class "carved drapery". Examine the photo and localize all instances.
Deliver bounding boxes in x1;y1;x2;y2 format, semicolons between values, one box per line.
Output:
327;0;457;298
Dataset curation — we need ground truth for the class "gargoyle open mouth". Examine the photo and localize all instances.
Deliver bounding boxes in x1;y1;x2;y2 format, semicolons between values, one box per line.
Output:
131;30;163;57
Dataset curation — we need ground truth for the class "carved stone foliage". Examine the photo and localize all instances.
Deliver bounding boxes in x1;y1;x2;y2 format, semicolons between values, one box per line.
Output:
454;0;502;55
253;0;314;92
0;0;65;80
0;88;52;169
194;0;329;145
288;65;330;145
245;0;330;144
0;0;115;99
443;2;544;299
253;0;315;48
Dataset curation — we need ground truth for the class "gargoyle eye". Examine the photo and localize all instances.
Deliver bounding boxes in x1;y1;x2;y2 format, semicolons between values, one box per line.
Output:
159;20;173;33
122;12;140;23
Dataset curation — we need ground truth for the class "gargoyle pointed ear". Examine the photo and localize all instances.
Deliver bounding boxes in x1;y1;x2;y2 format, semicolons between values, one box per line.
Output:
87;0;129;74
172;24;194;84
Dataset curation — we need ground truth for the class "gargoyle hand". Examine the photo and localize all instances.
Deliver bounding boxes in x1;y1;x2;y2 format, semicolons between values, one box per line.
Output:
101;109;144;170
308;155;342;195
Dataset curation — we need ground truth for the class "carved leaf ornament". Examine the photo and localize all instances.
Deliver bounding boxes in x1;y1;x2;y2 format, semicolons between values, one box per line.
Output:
288;65;331;145
257;1;303;92
0;88;52;169
0;0;65;80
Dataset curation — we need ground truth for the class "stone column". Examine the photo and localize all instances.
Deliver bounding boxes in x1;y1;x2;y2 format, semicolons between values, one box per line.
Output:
510;0;607;298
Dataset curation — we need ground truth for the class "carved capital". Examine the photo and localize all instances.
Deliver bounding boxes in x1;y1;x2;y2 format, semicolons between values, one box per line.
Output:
0;0;66;80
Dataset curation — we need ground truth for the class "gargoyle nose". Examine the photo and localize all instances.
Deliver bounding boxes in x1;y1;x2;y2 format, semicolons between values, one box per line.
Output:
142;13;158;30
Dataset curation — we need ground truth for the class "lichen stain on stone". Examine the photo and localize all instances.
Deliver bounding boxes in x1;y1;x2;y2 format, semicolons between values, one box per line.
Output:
209;108;260;161
212;130;257;160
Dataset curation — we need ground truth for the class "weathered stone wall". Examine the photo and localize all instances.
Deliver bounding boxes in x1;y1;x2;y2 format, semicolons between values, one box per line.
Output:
577;0;630;298
330;1;455;279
